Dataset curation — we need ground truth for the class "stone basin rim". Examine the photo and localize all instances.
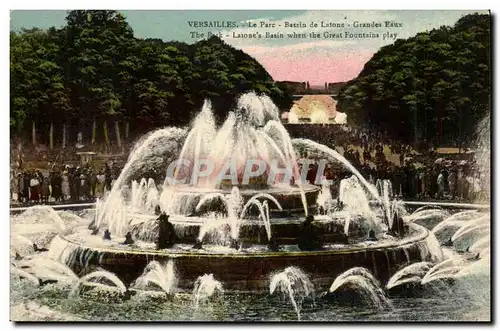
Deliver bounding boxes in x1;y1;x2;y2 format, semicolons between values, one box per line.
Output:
56;223;429;259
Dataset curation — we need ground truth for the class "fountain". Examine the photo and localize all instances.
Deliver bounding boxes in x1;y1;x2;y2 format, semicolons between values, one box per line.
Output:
326;267;391;308
39;92;473;295
192;274;224;308
131;260;177;295
9;96;491;321
269;266;315;320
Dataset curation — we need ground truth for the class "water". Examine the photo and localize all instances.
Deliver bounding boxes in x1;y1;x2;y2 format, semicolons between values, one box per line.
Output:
95;93;388;238
9;206;490;321
475;113;490;201
316;181;334;214
386;262;434;290
9;278;490;321
269;266;315;320
192;274;224;309
97;127;188;234
9;99;491;322
328;270;391;309
69;270;128;299
132;260;177;294
292;138;380;200
338;176;379;231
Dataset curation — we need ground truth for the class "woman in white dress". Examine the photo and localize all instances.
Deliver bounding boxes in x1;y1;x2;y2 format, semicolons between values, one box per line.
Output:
96;173;106;198
61;171;70;201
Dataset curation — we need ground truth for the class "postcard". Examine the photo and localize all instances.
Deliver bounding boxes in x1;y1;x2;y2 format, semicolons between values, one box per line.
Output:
10;9;491;322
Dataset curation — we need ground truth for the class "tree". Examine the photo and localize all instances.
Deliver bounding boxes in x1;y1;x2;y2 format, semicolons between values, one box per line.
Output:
10;12;292;146
337;13;491;148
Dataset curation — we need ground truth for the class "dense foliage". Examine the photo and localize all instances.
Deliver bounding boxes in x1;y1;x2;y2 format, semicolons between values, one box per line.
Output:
10;10;293;145
337;13;491;148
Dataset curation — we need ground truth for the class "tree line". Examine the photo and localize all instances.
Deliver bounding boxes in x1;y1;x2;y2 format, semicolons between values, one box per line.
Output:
336;13;491;149
10;10;294;148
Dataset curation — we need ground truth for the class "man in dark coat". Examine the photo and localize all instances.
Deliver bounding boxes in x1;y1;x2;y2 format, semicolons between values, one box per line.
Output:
17;173;24;203
104;164;112;191
51;171;62;202
69;169;77;202
89;169;97;200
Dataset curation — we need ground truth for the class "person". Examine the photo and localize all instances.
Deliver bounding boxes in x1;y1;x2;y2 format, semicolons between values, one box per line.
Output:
22;172;30;204
17;173;24;203
156;211;176;249
69;169;77;202
29;172;40;203
89;168;97;200
363;149;371;163
96;172;106;198
62;170;70;201
297;215;324;251
103;229;111;240
437;170;445;199
41;176;50;203
10;171;16;202
75;167;82;201
80;171;89;201
104;164;112;191
52;171;62;202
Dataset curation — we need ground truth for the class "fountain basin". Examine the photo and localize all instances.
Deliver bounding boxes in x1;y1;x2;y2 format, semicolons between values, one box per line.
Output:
165;183;321;216
128;213;368;244
49;223;437;292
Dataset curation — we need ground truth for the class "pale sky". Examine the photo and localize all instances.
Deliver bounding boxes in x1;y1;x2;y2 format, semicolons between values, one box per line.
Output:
10;10;489;84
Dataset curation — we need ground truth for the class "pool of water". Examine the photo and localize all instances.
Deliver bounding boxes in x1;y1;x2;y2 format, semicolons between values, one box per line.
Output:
10;273;490;321
10;206;491;322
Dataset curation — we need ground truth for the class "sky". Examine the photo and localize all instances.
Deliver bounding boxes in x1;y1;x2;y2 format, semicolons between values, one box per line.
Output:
10;10;488;84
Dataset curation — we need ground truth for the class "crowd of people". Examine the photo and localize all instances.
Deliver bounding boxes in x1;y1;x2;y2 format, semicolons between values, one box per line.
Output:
291;125;488;202
347;150;486;202
11;163;118;205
